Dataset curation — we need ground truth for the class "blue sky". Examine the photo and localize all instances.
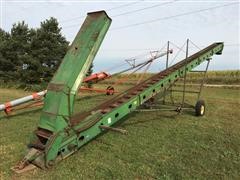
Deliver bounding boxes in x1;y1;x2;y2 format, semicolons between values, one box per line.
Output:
0;0;239;73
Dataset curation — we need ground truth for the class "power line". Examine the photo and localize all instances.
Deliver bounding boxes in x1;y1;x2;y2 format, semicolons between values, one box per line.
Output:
60;0;143;23
62;0;177;29
107;0;143;11
112;0;177;17
111;2;239;31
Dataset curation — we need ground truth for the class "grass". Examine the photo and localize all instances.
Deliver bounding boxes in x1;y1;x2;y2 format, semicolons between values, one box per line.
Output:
184;70;240;85
0;82;240;179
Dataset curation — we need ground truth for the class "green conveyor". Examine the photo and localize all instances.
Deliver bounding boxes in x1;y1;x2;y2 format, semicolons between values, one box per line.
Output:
12;10;224;173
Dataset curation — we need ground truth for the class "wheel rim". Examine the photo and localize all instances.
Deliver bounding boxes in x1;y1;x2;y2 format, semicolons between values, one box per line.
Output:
200;105;205;115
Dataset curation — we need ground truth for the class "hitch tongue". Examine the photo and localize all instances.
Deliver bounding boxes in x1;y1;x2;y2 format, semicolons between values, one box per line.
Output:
11;148;40;173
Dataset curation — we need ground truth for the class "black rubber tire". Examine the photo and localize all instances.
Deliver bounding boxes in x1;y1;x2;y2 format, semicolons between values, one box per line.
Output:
195;100;205;116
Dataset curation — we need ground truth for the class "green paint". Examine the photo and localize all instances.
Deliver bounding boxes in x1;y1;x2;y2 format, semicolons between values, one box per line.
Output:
38;11;111;132
18;10;224;171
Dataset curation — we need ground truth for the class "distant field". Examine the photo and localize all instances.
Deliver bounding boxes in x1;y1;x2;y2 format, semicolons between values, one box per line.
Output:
184;70;240;85
103;70;240;85
0;71;239;92
0;82;239;179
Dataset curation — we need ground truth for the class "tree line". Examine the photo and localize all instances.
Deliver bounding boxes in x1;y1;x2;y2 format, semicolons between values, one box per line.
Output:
0;18;93;90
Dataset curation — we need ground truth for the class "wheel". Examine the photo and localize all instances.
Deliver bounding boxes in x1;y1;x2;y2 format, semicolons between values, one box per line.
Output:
106;86;114;95
195;100;205;116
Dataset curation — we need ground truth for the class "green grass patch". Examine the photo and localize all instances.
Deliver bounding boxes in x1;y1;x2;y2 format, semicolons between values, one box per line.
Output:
0;85;239;179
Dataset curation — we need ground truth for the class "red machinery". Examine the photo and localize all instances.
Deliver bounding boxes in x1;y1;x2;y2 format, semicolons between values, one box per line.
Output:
83;72;110;83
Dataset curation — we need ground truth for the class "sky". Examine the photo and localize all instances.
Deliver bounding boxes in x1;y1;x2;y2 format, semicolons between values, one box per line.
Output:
0;0;239;73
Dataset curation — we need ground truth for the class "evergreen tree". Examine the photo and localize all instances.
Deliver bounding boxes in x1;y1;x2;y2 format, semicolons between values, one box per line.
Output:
1;22;34;83
0;25;30;82
19;28;41;84
0;28;11;82
0;18;70;88
31;17;69;82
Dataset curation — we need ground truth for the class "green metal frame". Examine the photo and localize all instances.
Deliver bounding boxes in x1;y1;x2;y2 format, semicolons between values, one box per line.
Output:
38;11;112;133
13;10;224;172
14;11;112;171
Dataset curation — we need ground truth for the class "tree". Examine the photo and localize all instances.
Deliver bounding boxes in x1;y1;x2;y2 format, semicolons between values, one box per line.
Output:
0;29;9;81
0;18;69;88
0;22;35;83
0;27;21;82
31;17;69;82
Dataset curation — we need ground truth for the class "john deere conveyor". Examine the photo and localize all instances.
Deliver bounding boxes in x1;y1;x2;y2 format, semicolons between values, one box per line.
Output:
13;11;224;173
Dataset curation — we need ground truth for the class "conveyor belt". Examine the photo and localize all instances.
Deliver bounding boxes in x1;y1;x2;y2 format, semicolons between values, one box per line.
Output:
70;43;223;129
12;18;223;172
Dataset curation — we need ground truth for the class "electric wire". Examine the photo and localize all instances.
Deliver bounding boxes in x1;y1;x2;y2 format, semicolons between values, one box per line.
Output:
112;0;177;17
107;0;144;11
63;0;177;29
111;2;238;31
60;0;143;24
